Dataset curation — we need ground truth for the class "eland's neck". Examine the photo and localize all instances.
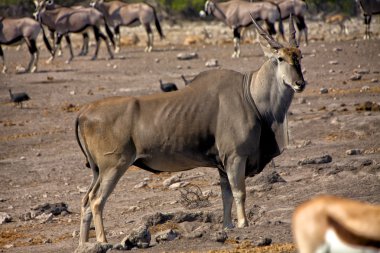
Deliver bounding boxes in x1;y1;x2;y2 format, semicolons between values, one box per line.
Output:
250;59;294;126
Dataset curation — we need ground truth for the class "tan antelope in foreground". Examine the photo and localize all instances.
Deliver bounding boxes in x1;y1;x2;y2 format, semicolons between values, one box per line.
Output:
90;0;164;53
75;15;305;245
0;16;52;73
293;195;380;253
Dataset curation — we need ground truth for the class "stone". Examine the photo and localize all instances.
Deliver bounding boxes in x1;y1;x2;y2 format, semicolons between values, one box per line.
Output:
121;225;151;249
254;237;272;247
155;229;179;243
205;59;218;67
346;149;363;155
0;212;12;224
354;68;370;74
163;173;183;187
176;52;198;60
349;73;362;81
371;78;379;83
328;60;338;65
298;155;332;165
360;86;370;92
74;242;113;253
169;181;189;189
133;181;147;189
320;88;329;94
212;230;228;243
333;47;342;52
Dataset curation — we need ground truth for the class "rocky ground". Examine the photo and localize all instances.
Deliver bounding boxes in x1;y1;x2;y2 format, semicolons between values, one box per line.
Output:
0;18;379;253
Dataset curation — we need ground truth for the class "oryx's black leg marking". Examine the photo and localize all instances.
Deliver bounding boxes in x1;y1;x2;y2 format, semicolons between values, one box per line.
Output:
64;35;74;62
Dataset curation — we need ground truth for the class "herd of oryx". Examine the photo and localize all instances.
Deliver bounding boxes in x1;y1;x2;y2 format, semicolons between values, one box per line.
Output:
2;0;380;252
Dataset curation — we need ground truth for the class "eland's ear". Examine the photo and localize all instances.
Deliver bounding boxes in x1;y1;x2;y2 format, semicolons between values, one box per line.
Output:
258;37;278;58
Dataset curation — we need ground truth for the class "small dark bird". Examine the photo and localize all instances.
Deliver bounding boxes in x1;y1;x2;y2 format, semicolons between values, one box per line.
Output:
9;89;30;108
159;80;178;92
181;75;190;86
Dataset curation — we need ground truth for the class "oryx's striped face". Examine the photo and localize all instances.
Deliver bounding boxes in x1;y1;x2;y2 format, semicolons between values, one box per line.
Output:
276;47;305;93
204;0;215;15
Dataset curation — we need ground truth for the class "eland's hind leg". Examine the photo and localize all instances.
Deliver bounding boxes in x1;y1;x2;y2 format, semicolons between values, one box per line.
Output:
88;158;130;243
79;158;99;244
0;45;6;73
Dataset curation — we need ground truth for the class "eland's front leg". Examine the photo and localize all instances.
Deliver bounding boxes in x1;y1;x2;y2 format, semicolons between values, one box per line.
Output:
219;170;234;229
226;156;248;228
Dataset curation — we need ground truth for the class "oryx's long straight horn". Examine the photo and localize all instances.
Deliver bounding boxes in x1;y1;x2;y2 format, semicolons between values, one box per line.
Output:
249;12;283;49
288;14;298;48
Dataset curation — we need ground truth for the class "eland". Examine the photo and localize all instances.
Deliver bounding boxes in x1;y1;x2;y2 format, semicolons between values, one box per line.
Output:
0;16;52;73
75;15;306;245
202;0;284;58
90;0;165;53
34;0;114;64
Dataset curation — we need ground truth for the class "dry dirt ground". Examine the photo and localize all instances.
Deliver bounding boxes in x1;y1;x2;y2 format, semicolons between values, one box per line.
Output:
0;19;380;253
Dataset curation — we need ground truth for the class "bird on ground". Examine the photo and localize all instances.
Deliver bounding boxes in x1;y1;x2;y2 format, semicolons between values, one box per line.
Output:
9;89;30;108
159;80;178;92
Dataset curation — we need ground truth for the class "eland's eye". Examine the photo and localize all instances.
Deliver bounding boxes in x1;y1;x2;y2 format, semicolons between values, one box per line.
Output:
278;57;284;62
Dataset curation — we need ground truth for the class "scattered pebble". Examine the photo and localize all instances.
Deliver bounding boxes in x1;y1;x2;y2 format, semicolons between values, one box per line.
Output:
155;229;179;243
349;73;362;81
371;78;379;83
0;212;12;224
134;181;147;189
360;85;370;92
333;47;342;52
163;173;183;187
212;230;228;243
205;59;218;67
354;68;370;74
346;149;363;155
320;87;329;94
254;237;272;247
355;101;380;111
177;52;198;60
121;225;151;249
298;155;332;165
169;181;189;189
328;60;338;65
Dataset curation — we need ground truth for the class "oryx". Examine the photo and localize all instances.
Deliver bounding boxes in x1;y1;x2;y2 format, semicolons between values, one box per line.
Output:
272;0;308;45
202;0;284;58
90;0;165;53
75;15;305;246
33;0;91;57
34;0;114;64
0;16;52;73
356;0;380;39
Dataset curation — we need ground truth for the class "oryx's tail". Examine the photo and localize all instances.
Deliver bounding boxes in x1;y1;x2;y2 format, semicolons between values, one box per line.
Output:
103;17;115;48
40;23;53;56
75;117;90;168
146;2;165;39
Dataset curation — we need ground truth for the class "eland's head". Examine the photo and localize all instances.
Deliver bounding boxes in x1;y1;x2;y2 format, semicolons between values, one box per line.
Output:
250;13;306;93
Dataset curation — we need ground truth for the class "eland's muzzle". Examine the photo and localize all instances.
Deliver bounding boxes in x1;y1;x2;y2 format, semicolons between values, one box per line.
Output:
294;80;306;93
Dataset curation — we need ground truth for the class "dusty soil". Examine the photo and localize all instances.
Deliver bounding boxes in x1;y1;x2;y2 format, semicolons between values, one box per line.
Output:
0;19;380;253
